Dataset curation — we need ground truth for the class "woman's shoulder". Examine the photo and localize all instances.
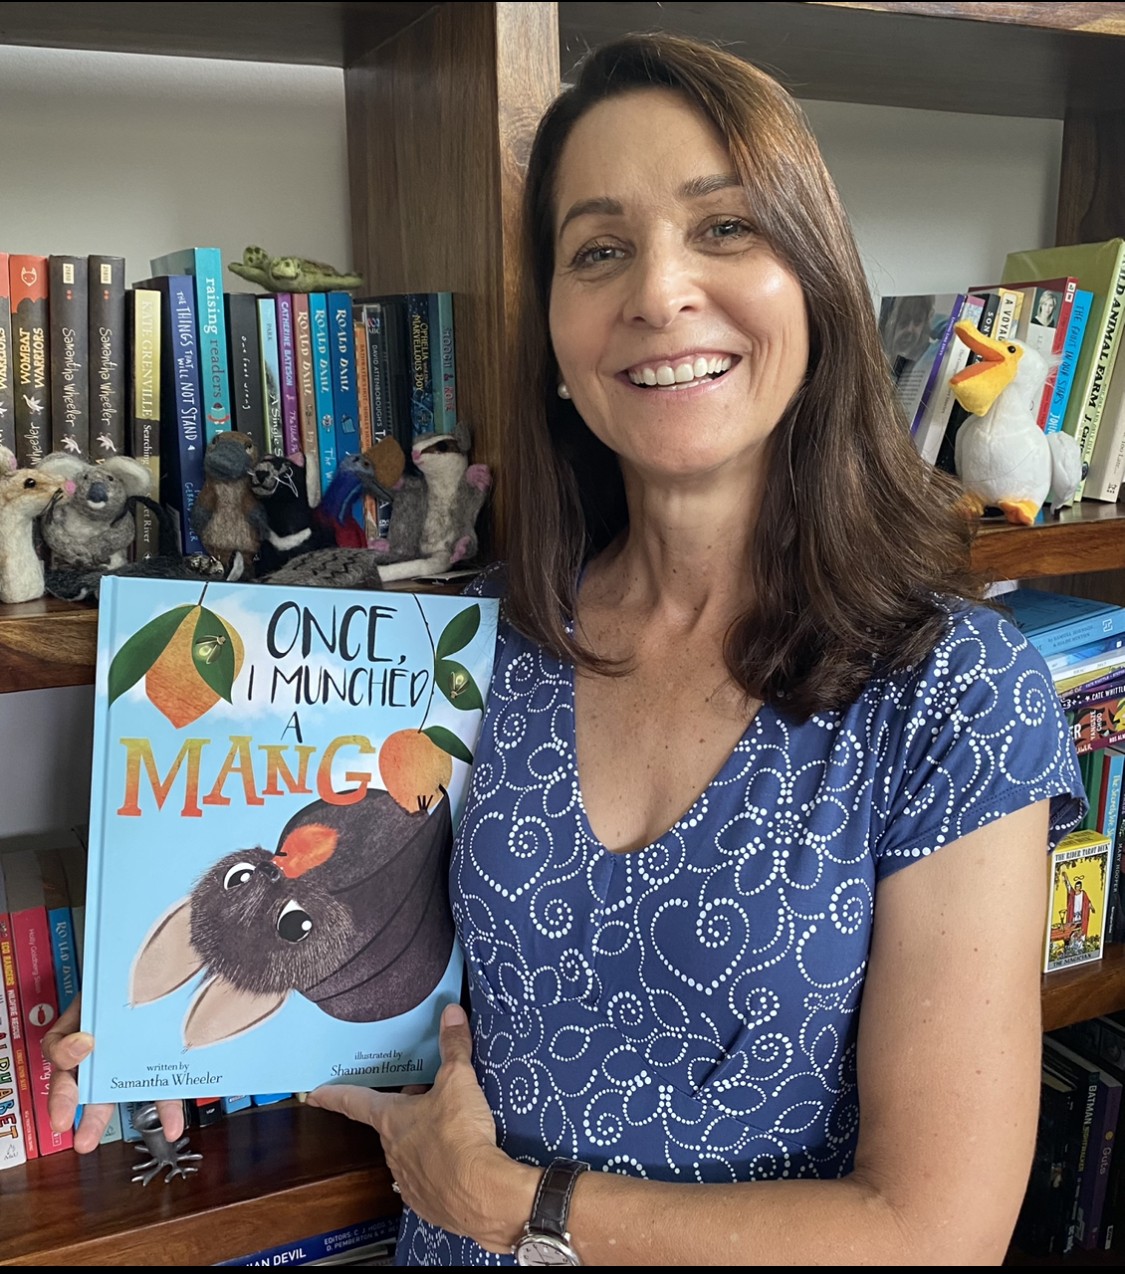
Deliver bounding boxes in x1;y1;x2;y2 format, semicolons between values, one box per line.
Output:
460;560;508;600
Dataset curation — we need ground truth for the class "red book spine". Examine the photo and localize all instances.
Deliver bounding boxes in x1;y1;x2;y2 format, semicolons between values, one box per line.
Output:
9;907;70;1154
0;913;37;1157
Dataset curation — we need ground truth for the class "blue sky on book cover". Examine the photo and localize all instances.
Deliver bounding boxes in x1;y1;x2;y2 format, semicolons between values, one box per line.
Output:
78;576;499;1104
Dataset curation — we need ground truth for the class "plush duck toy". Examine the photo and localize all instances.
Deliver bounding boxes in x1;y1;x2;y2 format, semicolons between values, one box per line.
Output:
948;320;1084;525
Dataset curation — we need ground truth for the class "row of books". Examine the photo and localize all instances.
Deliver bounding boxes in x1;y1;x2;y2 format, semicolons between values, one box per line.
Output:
879;236;1125;504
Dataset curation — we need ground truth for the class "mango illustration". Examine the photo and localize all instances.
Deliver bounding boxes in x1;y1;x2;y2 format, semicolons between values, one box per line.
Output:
379;728;453;813
145;605;244;728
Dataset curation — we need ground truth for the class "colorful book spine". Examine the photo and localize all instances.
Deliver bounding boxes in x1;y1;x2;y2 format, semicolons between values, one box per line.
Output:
140;275;206;555
291;292;320;505
0;964;29;1170
430;290;457;433
0;907;35;1159
275;291;301;457
1047;287;1093;436
220;1093;252;1115
224;292;266;459
9;253;50;466
353;311;386;544
373;294;414;454
47;902;79;1017
149;247;232;440
251;1092;292;1106
257;295;284;455
916;294;984;467
328;290;361;462
129;286;162;560
1082;330;1125;502
87;255;127;461
0;252;13;453
47;253;89;457
309;291;337;486
406;291;435;436
216;1215;400;1267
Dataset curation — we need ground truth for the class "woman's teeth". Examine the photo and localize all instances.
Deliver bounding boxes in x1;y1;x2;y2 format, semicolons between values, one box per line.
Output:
628;355;732;388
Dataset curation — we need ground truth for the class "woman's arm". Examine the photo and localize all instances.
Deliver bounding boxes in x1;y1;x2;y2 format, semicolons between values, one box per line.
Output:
312;800;1050;1265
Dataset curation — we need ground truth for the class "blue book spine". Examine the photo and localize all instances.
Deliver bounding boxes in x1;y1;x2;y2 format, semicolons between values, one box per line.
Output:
149;247;232;441
405;291;436;435
256;295;284;455
328;290;360;462
429;290;457;434
221;1093;252;1115
308;292;337;486
1099;747;1125;847
1047;288;1093;435
47;905;79;1015
216;1215;400;1266
250;1092;292;1106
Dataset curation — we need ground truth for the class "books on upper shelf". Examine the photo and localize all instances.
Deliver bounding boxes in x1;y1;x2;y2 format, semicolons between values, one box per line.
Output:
1082;334;1125;502
1001;587;1125;659
87;254;127;462
877;291;963;440
77;576;500;1104
1043;828;1111;974
1001;237;1125;501
47;252;89;457
128;286;162;560
9;253;49;468
911;293;984;467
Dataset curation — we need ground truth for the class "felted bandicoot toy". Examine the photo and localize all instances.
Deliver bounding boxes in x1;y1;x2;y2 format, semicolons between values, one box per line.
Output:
0;444;72;603
128;787;455;1048
948;320;1084;525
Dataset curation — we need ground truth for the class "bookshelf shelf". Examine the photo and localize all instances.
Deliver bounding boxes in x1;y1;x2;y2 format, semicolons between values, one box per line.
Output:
971;504;1125;582
1041;942;1125;1033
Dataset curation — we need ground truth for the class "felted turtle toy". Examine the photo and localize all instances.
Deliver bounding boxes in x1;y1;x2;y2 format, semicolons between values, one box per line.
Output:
227;246;364;293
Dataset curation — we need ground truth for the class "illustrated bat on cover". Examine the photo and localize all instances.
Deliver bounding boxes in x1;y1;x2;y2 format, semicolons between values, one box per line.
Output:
129;787;455;1048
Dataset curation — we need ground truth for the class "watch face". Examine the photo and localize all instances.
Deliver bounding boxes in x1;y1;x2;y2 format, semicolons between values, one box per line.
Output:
515;1234;580;1266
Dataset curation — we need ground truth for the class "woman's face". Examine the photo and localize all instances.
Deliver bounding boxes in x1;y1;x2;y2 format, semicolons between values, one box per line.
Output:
549;88;810;486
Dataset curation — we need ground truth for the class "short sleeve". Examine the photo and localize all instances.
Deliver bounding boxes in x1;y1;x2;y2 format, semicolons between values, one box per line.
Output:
874;604;1087;878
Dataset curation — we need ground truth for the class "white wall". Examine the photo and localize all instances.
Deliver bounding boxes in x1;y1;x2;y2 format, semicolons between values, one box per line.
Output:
0;50;1063;840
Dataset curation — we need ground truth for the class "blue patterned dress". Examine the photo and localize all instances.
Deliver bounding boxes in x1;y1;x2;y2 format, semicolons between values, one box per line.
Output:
397;597;1085;1266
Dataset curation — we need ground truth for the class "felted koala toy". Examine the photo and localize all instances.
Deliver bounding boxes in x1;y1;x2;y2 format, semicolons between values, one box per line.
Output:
36;450;156;571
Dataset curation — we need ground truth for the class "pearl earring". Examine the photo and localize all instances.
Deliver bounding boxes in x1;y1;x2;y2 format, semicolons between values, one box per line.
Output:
557;383;571;400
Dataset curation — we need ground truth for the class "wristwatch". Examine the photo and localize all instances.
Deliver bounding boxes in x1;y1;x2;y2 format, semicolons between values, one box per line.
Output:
513;1156;590;1266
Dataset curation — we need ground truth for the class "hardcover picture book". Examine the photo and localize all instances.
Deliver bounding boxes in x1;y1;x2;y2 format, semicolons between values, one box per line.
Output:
1043;829;1111;973
78;576;499;1104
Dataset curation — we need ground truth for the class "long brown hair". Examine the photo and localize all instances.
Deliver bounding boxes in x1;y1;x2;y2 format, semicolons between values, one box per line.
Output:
503;32;986;719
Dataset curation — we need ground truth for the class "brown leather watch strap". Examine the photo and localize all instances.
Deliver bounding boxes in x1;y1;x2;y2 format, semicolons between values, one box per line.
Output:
530;1157;590;1239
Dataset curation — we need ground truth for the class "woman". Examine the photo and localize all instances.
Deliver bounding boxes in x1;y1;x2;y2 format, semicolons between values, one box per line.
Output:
47;33;1083;1266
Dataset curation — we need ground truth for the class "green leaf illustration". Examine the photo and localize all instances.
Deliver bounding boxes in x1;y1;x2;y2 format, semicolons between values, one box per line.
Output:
435;604;480;661
192;608;238;702
435;659;483;712
107;604;195;705
423;724;473;765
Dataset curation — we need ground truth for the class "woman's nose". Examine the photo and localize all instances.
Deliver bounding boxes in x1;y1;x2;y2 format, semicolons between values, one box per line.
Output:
623;244;702;328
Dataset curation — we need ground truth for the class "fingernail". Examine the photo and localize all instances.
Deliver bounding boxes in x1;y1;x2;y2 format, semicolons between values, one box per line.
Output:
442;1003;467;1028
73;1033;95;1059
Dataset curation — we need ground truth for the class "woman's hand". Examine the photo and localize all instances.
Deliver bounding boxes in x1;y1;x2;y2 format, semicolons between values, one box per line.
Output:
41;996;185;1154
307;1003;537;1254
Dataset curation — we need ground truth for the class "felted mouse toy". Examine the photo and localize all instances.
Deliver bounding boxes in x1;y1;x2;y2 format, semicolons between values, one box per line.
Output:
0;445;72;603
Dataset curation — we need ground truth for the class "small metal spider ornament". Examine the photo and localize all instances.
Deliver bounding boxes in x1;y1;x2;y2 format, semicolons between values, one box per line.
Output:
130;1103;203;1185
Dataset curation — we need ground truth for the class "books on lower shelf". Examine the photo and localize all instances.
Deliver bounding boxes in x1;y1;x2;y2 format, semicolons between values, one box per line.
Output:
77;576;499;1105
1002;587;1125;660
1043;829;1112;974
216;1215;400;1267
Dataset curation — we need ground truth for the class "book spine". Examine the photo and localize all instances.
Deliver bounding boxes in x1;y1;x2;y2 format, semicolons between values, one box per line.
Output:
0;912;35;1160
352;311;385;544
9;254;50;466
220;1093;252;1115
0;960;29;1170
0;252;13;453
1079;338;1125;501
430;290;457;433
1109;775;1125;945
10;906;70;1154
47;904;79;1016
48;253;89;457
215;1215;400;1266
405;291;435;435
917;295;983;466
328;290;360;462
87;255;127;461
153;276;206;555
257;295;284;455
129;288;162;560
291;293;320;505
275;292;301;457
1046;288;1093;435
1073;259;1125;499
379;295;414;453
1059;667;1125;714
224;292;266;458
1036;279;1077;430
994;287;1023;340
309;292;337;487
1026;610;1125;659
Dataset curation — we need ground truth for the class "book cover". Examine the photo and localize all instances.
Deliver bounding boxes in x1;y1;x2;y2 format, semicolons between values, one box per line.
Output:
913;293;984;467
216;1215;400;1267
128;287;162;560
291;293;321;506
224;292;266;459
0;251;13;453
0;956;29;1170
1040;1042;1097;1255
1048;287;1093;436
9;253;50;467
149;247;232;441
77;575;499;1104
327;290;360;463
0;850;71;1154
430;290;457;434
0;870;32;1166
878;292;964;439
1002;238;1125;500
1001;587;1125;658
47;253;89;457
938;290;1002;475
1057;655;1125;706
1082;338;1125;501
1014;1064;1083;1255
309;292;338;488
1045;1032;1123;1251
1043;829;1111;973
1067;689;1125;755
405;292;435;437
257;295;285;456
275;292;302;458
136;275;206;556
87;255;127;461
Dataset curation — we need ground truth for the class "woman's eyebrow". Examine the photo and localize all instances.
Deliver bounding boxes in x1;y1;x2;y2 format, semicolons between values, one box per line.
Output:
558;173;744;237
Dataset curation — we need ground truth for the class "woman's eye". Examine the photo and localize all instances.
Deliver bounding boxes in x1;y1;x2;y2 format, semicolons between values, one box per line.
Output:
705;218;753;243
570;241;624;269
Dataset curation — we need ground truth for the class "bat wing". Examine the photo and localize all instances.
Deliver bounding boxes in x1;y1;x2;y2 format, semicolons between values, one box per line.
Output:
183;974;289;1048
130;896;205;1005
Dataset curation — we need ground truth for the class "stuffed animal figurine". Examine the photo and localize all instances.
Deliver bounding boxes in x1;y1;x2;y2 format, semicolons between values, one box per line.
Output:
0;445;73;603
192;431;271;577
36;450;156;572
228;246;363;294
249;452;335;573
948;320;1085;524
313;439;406;549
